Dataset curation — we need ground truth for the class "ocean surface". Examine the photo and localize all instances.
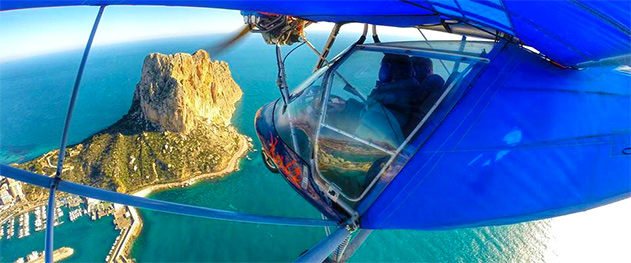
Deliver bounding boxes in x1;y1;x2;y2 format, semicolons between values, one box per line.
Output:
1;33;630;262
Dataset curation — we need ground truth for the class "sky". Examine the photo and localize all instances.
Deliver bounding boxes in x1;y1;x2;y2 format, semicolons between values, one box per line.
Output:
0;5;460;62
0;6;243;61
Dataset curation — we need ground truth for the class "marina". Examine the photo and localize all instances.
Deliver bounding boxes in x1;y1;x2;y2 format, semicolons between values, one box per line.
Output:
33;206;44;232
1;194;130;262
8;217;15;239
68;208;83;222
1;195;116;241
17;212;30;238
55;207;64;226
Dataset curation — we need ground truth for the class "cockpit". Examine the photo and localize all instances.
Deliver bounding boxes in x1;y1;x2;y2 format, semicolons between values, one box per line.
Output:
258;40;493;218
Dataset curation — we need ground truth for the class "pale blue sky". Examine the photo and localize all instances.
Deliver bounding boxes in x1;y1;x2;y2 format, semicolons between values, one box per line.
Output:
0;6;245;61
0;5;458;62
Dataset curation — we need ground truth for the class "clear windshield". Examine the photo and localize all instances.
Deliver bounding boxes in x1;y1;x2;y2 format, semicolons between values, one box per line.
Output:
274;41;491;201
274;67;328;160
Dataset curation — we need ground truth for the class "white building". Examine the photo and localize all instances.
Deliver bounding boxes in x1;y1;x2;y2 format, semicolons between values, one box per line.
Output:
0;188;14;206
7;178;25;200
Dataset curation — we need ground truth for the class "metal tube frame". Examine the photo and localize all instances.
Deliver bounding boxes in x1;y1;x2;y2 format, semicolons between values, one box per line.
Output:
1;165;337;227
44;6;105;263
314;23;342;71
371;25;380;43
338;229;372;262
293;226;352;263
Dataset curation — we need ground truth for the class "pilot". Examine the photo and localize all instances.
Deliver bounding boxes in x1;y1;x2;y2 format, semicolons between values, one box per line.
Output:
359;56;443;188
359;54;421;147
360;55;447;144
411;57;431;82
403;57;445;135
368;54;420;110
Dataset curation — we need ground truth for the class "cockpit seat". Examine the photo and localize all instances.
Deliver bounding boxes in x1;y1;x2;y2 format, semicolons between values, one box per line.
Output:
422;74;446;90
402;73;446;135
424;73;449;108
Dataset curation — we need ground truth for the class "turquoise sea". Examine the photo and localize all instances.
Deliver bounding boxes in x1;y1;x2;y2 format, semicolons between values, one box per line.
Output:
1;33;630;262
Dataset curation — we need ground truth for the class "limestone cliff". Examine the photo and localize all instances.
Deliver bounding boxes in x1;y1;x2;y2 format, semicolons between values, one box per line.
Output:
17;50;250;194
133;50;242;133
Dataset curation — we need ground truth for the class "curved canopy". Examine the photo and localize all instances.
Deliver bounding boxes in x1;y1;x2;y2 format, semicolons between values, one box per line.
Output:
1;0;630;66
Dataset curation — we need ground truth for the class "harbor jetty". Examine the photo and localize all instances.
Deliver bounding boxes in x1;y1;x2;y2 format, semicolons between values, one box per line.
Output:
106;206;142;263
12;247;74;263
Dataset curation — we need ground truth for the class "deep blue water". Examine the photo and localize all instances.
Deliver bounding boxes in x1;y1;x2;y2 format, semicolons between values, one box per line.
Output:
1;33;630;262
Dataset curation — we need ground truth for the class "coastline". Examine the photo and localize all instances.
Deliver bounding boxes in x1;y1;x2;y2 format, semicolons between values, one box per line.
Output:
1;134;251;263
131;134;251;198
110;134;252;262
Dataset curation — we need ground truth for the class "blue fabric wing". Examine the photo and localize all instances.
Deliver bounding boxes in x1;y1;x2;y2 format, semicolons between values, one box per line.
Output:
1;0;629;66
362;41;631;230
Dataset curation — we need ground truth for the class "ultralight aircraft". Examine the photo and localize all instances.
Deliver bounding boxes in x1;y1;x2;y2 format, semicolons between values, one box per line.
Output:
0;1;630;262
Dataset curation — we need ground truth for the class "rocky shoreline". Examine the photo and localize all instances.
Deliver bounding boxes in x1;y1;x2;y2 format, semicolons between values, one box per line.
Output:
2;49;251;263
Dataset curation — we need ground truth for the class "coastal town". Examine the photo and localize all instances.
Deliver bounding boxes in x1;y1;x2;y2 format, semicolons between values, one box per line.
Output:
1;135;249;263
1;176;144;263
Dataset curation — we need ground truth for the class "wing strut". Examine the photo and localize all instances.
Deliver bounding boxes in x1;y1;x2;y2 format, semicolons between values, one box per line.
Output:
418;28;451;74
294;226;352;263
0;165;337;227
313;23;342;71
291;227;372;263
371;25;381;43
44;6;106;263
337;229;372;262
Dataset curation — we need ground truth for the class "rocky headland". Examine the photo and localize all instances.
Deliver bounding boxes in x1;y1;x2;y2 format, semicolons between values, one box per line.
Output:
17;49;249;196
6;49;251;262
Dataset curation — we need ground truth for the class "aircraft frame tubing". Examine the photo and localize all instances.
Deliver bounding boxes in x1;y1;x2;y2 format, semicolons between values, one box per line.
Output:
0;165;338;228
44;5;106;263
294;226;352;263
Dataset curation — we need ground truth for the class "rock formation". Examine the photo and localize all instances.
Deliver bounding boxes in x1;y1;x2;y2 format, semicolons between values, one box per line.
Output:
133;50;242;134
17;50;250;194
